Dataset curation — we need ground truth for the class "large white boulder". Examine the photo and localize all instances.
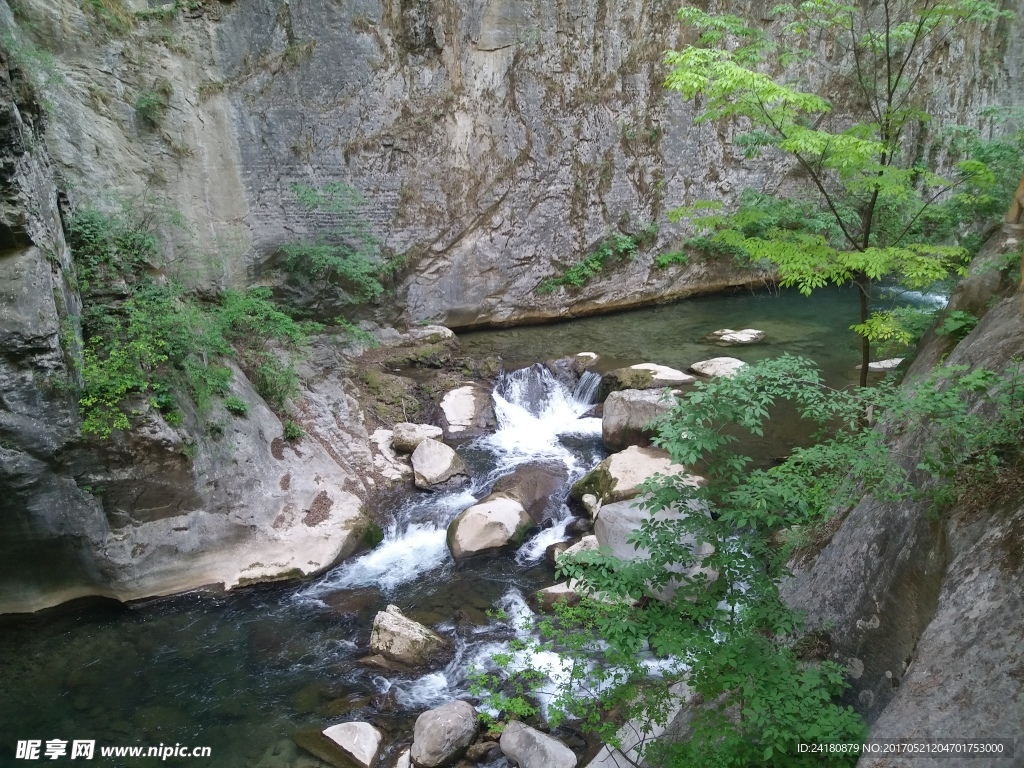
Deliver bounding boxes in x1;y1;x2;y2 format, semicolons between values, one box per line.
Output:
601;388;678;451
322;723;384;768
706;328;767;345
500;721;577;768
410;700;479;767
858;357;904;372
447;494;535;560
392;422;444;453
370;605;450;666
689;357;747;378
411;438;469;491
595;498;715;599
571;446;702;506
439;385;495;436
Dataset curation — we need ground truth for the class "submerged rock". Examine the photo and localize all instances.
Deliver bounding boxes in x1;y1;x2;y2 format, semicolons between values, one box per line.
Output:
598;363;694;400
392;422;444;453
447;495;535;560
439;385;496;437
499;721;577;768
689;357;747;378
570;445;701;506
706;328;767;345
369;605;450;667
410;700;479;767
601;388;679;451
411;439;469;491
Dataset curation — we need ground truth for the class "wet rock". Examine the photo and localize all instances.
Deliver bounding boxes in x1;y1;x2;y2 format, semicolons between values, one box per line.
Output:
598;363;694;400
317;695;372;719
529;582;583;613
447;495;535;560
492;462;568;524
571;446;701;506
411;439;469;491
499;721;577;768
705;328;767;345
410;700;479;767
565;515;594;536
557;535;599;565
322;722;384;768
394;748;411;768
295;723;381;768
465;741;502;763
439;385;496;437
393;423;444;453
601;389;679;451
689;357;747;378
545;541;570;567
370;604;450;667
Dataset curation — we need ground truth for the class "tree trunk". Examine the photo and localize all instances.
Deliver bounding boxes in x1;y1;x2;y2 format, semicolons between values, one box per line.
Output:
858;280;871;388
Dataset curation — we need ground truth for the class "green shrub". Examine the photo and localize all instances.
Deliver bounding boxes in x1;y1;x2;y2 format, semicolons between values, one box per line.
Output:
223;396;249;417
135;82;172;125
283;419;304;440
538;224;658;293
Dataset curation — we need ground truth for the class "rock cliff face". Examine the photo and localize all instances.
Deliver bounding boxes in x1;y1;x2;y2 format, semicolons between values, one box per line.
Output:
0;25;374;613
5;0;1022;328
782;231;1024;760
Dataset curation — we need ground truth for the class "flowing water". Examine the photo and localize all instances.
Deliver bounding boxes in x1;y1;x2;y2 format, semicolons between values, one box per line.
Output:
0;286;945;767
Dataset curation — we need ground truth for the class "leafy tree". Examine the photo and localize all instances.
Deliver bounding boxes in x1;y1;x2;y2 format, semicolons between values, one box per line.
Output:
665;0;1012;384
474;356;1024;765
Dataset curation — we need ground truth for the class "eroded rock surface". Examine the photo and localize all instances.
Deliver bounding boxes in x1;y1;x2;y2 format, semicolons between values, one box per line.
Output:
499;721;578;768
411;438;469;491
410;700;478;768
447;494;535;560
601;389;678;451
571;445;700;505
370;604;450;667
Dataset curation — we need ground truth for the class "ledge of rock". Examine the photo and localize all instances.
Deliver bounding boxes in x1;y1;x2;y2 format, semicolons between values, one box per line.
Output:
602;389;679;451
705;328;766;345
500;721;578;768
447;494;536;560
410;700;479;768
370;605;450;667
411;438;469;491
689;357;747;378
598;363;694;400
570;446;701;506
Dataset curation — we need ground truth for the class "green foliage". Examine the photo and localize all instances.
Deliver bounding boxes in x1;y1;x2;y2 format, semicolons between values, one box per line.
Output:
223;396;250;417
282;419;304;440
479;356;1024;765
83;0;134;34
279;183;398;315
68;205;311;438
1;29;62;92
665;0;1010;383
654;250;690;269
135;82;172;125
538;224;659;293
934;310;979;341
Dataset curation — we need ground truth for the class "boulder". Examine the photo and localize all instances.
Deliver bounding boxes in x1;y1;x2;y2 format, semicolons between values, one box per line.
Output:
492;462;568;524
556;535;599;566
439;385;496;437
595;499;716;599
411;439;469;491
570;446;702;506
447;495;535;560
322;723;384;768
530;582;583;613
705;328;767;345
410;700;479;767
394;749;411;768
499;721;577;768
601;389;678;451
369;604;450;666
689;357;747;378
598;363;694;400
392;422;444;453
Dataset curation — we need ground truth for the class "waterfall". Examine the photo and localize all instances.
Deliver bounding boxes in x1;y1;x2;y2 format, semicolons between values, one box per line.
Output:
297;364;603;599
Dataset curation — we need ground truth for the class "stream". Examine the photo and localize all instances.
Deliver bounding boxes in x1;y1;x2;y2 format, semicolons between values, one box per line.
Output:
0;285;943;767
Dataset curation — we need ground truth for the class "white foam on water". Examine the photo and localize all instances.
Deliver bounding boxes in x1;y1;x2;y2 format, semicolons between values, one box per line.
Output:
515;512;573;565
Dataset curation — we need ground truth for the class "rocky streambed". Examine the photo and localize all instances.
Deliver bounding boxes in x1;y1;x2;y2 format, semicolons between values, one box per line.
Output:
0;285;942;768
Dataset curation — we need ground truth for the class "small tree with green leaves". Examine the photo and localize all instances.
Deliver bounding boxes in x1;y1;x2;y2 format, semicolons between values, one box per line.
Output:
665;0;1013;385
279;183;398;317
